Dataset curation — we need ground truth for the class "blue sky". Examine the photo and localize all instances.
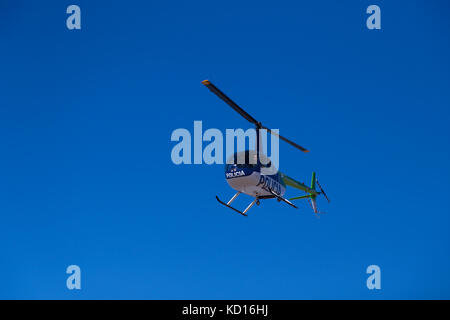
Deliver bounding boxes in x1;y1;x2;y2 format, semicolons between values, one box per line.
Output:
0;0;449;299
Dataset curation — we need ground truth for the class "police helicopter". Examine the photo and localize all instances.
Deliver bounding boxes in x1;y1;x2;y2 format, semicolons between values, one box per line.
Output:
202;80;330;217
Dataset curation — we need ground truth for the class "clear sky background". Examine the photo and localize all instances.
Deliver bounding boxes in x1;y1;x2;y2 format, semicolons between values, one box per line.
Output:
0;0;449;299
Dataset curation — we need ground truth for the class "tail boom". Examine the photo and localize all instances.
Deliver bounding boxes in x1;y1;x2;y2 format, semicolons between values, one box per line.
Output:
281;173;318;196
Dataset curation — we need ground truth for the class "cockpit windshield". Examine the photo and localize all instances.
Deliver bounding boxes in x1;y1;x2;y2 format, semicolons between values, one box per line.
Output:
225;163;256;171
225;150;277;174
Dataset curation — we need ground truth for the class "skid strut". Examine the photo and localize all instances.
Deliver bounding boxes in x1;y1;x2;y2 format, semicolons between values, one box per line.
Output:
216;192;259;217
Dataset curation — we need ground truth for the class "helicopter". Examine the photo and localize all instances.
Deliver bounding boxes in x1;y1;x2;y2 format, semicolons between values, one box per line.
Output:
202;80;330;217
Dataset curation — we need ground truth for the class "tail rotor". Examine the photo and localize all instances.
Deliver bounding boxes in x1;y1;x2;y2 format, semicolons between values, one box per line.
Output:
284;171;330;216
316;179;330;203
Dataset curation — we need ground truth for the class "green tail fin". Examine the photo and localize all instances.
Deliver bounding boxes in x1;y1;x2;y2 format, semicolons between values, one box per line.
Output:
310;172;316;192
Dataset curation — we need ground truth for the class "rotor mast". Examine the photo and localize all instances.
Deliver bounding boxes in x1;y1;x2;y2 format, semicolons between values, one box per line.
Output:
256;122;262;164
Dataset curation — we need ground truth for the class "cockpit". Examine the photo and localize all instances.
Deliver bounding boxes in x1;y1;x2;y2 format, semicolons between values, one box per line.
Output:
224;150;275;174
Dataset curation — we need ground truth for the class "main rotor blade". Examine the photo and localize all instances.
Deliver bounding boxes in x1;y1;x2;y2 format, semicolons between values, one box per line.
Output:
202;80;309;153
261;125;309;153
202;80;259;125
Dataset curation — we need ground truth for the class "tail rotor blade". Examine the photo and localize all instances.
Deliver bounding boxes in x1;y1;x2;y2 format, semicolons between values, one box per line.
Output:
316;179;330;203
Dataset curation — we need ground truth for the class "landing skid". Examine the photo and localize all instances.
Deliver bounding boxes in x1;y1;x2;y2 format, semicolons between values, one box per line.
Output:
216;189;298;216
216;191;259;217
